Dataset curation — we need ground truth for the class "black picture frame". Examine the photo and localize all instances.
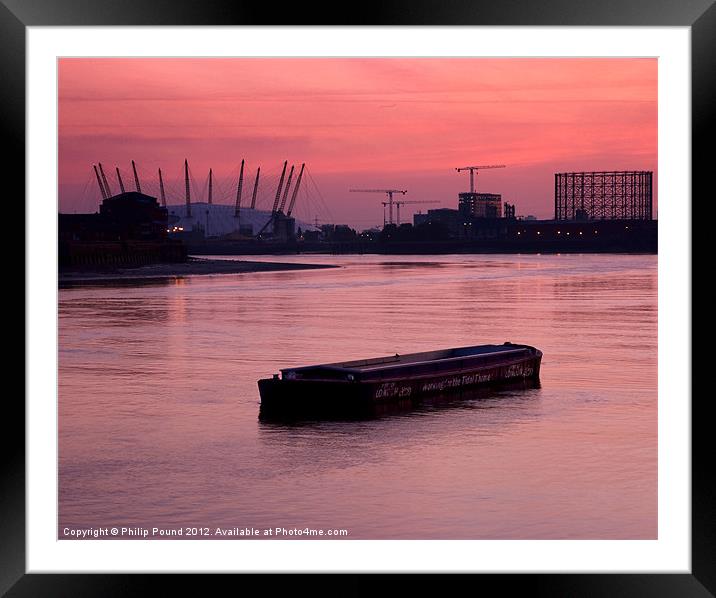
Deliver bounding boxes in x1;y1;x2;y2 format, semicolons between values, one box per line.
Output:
8;0;705;594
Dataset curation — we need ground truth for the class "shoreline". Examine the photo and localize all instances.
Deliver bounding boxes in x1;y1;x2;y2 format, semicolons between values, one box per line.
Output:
59;258;337;286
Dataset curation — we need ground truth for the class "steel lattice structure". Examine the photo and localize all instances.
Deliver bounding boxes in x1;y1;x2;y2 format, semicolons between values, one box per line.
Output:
554;171;653;221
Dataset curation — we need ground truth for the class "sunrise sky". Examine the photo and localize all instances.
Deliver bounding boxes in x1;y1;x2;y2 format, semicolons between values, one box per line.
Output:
58;58;657;227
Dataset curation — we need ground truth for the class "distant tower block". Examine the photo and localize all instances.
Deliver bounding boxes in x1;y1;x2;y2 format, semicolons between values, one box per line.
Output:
554;171;653;221
459;192;502;218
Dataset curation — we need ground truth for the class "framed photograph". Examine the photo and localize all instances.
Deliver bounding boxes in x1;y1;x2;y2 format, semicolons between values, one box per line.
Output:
12;0;706;593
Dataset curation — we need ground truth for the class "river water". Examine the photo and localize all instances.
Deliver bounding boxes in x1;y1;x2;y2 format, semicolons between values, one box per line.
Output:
58;254;657;539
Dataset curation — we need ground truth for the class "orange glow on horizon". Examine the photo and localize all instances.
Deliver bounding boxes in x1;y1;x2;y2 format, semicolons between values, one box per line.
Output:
59;58;657;225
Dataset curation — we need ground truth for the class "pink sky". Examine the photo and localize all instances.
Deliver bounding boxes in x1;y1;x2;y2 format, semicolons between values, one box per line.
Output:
58;58;657;227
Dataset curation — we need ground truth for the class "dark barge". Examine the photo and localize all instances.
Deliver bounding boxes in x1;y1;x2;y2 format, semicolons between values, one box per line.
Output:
258;342;542;418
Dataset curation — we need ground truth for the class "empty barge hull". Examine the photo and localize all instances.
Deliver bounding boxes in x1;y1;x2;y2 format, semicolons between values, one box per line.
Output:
258;342;542;418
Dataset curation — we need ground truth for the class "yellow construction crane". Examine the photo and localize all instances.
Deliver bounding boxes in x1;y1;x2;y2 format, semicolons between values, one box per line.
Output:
382;200;440;226
349;189;407;226
455;165;506;194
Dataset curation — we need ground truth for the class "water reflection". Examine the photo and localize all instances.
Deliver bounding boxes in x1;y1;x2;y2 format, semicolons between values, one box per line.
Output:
58;254;657;539
59;276;183;289
255;386;543;480
258;380;542;423
378;261;445;270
